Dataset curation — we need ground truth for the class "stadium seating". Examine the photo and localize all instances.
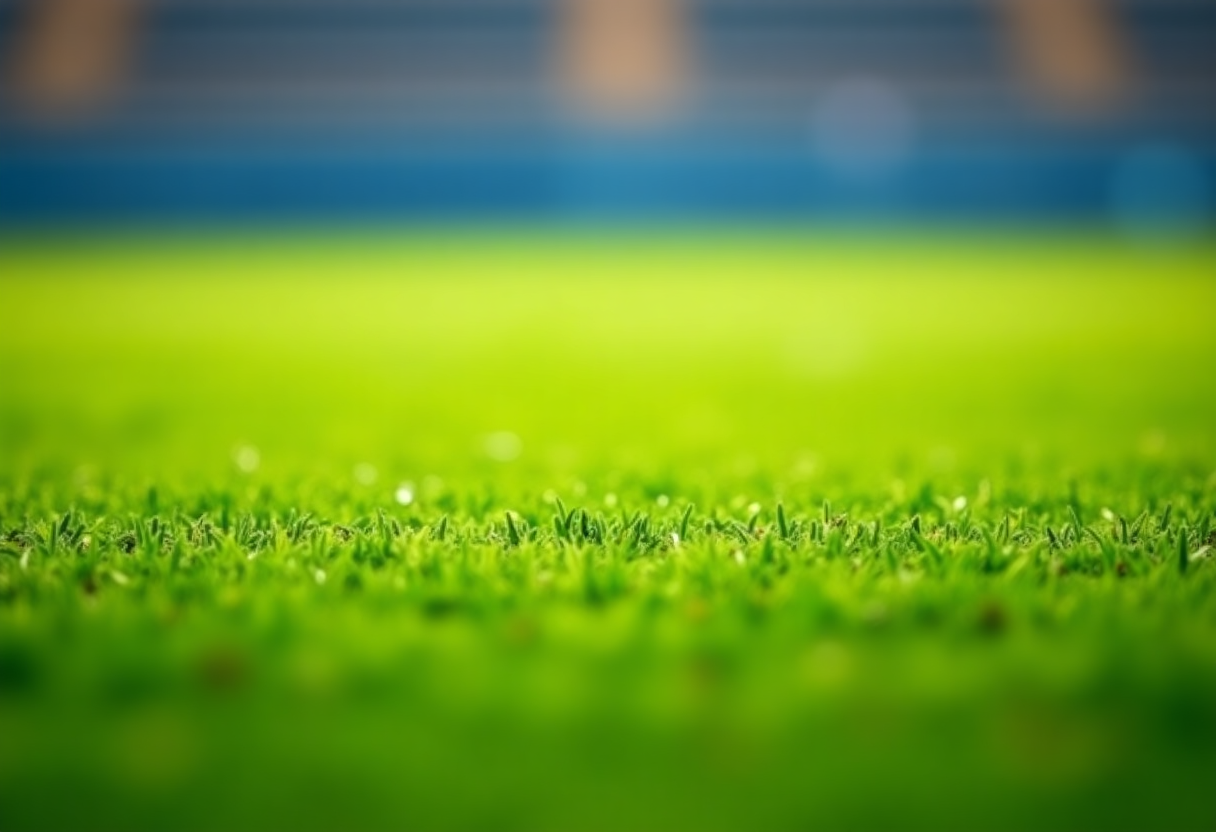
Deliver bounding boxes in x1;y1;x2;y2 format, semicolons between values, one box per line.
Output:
1;0;1212;221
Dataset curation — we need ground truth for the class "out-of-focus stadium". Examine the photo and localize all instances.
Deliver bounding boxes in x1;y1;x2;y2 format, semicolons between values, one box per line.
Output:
1;0;1212;225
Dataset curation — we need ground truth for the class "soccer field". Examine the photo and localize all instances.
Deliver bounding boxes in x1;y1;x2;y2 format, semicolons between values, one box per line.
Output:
2;233;1215;831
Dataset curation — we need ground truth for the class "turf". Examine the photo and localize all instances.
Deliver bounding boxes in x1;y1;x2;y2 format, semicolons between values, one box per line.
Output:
1;233;1215;831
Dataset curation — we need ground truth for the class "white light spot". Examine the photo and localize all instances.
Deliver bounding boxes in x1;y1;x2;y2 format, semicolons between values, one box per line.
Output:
812;77;915;181
733;550;746;565
354;463;378;486
247;551;258;561
656;494;670;508
671;532;680;546
793;454;819;479
952;496;967;511
1101;507;1116;522
484;431;522;462
604;492;618;508
234;445;260;473
542;489;558;504
1140;430;1166;457
929;446;957;471
395;483;415;506
314;569;327;585
111;571;129;586
747;502;762;515
1110;143;1211;237
787;324;867;379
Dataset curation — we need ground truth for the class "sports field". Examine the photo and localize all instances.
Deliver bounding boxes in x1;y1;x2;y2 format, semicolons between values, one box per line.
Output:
1;233;1215;831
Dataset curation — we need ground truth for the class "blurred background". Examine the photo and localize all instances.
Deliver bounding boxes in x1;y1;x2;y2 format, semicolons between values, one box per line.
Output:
0;0;1212;228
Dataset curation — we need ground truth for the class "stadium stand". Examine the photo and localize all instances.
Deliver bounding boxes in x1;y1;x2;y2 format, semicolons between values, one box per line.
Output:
1;0;1212;222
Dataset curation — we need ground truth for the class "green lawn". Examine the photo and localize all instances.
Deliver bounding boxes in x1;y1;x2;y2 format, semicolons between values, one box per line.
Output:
2;232;1215;831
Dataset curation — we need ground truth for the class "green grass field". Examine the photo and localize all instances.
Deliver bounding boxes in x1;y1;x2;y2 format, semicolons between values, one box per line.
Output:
2;233;1215;831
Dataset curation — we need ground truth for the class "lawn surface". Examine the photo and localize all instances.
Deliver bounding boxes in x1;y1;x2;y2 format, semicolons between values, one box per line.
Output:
2;232;1215;830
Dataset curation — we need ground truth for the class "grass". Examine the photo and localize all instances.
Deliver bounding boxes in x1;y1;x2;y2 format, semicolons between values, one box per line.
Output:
1;231;1215;831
